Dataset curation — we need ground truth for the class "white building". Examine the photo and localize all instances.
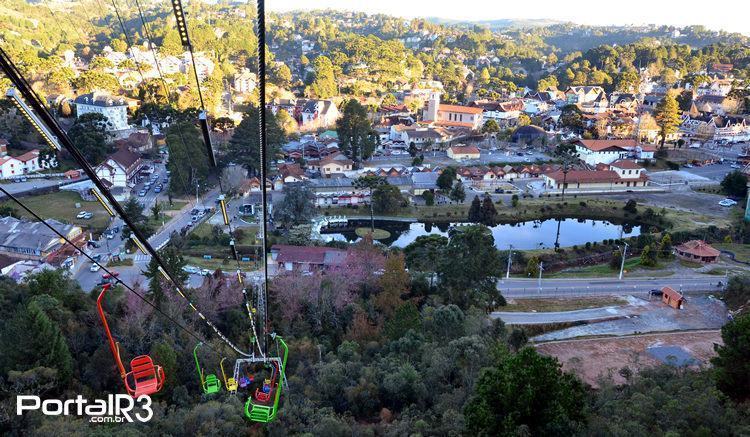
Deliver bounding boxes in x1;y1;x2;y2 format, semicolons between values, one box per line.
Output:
95;149;143;189
233;69;257;94
573;139;655;166
73;92;129;131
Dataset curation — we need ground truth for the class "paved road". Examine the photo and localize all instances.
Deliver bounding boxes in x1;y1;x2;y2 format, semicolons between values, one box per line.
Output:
0;177;74;197
497;276;725;298
491;305;639;324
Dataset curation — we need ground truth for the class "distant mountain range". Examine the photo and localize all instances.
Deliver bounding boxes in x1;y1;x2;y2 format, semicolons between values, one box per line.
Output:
425;17;565;29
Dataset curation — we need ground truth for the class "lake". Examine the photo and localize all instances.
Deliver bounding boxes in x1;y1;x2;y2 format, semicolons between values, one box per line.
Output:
321;218;641;250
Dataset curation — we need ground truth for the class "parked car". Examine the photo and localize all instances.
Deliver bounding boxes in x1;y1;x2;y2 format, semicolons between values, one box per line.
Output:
90;263;101;272
154;186;162;193
649;289;663;297
200;269;211;277
76;211;89;219
138;190;147;197
719;199;738;207
182;265;200;274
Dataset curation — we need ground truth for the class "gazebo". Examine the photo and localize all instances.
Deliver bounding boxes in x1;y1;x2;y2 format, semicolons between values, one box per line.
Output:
674;240;720;263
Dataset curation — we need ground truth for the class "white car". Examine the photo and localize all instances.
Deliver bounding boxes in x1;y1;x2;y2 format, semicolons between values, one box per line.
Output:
76;211;89;219
719;199;737;207
90;263;101;272
182;265;200;274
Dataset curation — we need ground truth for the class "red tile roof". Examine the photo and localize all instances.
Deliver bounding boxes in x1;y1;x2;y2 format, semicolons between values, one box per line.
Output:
675;240;720;258
610;159;642;170
271;244;346;266
15;150;39;162
576;139;638;152
449;145;480;155
661;286;684;301
438;104;483;114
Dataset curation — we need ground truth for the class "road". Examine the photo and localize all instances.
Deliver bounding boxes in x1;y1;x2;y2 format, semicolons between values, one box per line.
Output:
0;178;70;197
497;276;725;298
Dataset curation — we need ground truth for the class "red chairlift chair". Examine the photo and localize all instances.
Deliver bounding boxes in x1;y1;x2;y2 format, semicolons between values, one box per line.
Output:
97;283;165;397
254;360;278;403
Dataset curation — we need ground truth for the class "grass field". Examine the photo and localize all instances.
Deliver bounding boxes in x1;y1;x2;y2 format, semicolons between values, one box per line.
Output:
1;191;110;233
548;257;674;278
716;243;750;263
162;200;189;211
184;255;259;271
503;296;627;312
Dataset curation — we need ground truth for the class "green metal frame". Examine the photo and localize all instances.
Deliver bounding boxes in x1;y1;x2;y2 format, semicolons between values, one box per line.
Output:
193;342;221;395
244;337;288;423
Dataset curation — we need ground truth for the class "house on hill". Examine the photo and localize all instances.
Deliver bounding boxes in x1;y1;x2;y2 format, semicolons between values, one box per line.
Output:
73;91;129;131
300;99;340;130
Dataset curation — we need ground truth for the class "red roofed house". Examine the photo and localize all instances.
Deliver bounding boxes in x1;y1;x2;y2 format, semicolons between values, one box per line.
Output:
661;286;684;309
424;93;483;129
270;244;347;273
447;144;481;161
674;240;720;264
542;160;648;192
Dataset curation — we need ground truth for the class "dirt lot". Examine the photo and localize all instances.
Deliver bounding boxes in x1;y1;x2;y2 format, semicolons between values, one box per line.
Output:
532;295;728;341
535;330;722;387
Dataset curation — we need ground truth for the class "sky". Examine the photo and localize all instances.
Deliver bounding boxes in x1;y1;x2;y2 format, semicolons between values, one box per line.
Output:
268;0;750;35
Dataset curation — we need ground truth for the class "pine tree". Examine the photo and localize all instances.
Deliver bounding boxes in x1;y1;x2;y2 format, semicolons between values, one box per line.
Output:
468;196;482;222
480;195;498;225
655;93;681;146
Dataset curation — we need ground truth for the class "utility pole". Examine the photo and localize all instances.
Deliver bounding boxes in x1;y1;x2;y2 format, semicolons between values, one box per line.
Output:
538;261;544;292
619;242;629;280
506;244;513;279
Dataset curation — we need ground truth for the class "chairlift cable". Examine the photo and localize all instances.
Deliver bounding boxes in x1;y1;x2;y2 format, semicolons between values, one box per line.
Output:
0;46;251;357
132;0;262;356
256;0;270;356
0;185;219;353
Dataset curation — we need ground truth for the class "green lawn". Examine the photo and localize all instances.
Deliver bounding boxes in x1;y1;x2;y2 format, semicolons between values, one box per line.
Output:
1;191;111;233
162;200;189;211
548;257;674;278
716;243;750;263
183;255;260;271
502;296;627;312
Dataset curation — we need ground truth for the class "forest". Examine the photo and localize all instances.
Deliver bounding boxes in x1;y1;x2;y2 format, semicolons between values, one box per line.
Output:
1;239;750;435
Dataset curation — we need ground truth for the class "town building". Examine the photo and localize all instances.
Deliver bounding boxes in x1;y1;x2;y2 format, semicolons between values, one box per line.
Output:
300;99;340;130
573;139;654;166
423;93;483;129
95;149;144;190
674;240;720;264
308;152;354;178
0;143;53;178
661;286;684;309
269;244;347;273
0;216;83;262
73;92;129;131
542;160;649;192
233;68;257;94
447;145;480;161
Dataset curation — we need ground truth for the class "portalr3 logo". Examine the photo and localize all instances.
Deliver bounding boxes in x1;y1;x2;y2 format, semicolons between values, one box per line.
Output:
17;394;153;423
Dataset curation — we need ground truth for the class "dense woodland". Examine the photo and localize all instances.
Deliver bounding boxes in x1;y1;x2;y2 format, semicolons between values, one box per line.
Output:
1;243;750;435
2;2;750;434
